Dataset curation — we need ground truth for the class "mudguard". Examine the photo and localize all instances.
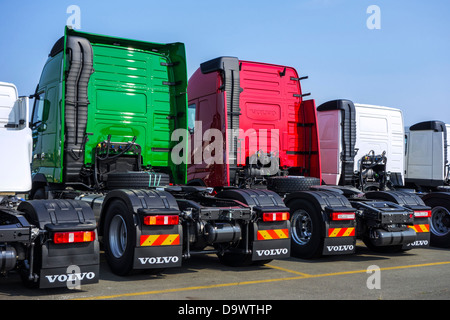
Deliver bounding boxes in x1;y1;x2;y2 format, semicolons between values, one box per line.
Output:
101;189;183;269
216;188;290;260
285;190;357;256
17;199;99;289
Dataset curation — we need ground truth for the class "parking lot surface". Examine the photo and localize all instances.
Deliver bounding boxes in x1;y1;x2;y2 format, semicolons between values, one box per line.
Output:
1;242;450;302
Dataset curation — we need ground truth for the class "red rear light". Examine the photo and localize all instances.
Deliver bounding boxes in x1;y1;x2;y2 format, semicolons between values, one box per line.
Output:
414;210;431;218
331;212;355;221
262;212;290;222
143;215;179;226
54;231;96;244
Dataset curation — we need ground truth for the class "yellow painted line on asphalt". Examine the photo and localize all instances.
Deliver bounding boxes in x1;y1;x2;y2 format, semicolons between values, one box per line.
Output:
264;264;312;277
73;275;307;300
74;261;450;300
265;261;450;278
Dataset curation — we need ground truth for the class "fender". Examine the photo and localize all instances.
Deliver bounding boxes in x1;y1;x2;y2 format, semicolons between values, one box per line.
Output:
216;188;287;211
365;190;427;208
284;190;355;240
99;189;180;237
17;199;99;288
18;199;96;229
421;191;450;203
284;190;353;216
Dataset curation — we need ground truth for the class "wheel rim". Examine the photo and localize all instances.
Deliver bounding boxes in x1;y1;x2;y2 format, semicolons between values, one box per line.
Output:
109;215;128;258
291;210;313;245
430;206;450;236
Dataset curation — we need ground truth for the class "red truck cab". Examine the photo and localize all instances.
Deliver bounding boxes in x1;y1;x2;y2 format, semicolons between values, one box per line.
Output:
187;57;321;188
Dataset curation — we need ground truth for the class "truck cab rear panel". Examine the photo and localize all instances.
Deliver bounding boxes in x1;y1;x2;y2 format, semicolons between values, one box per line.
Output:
187;57;321;187
31;27;188;187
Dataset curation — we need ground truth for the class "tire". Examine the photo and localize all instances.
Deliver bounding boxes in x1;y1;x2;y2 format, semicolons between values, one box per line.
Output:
423;197;450;248
106;171;170;189
288;199;324;259
267;176;320;193
30;188;46;200
103;199;136;276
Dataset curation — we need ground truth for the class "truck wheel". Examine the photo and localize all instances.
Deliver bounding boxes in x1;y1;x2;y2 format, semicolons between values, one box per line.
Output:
424;197;450;248
267;176;320;193
30;188;46;200
106;171;170;189
103;200;136;276
288;199;324;259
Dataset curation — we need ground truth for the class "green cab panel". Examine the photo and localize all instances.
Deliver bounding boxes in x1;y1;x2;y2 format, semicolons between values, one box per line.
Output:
32;27;188;185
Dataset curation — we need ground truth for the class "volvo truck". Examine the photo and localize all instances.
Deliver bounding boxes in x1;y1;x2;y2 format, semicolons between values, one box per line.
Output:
404;120;450;247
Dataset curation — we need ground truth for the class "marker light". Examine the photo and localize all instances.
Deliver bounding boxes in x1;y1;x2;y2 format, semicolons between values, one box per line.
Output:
143;215;179;226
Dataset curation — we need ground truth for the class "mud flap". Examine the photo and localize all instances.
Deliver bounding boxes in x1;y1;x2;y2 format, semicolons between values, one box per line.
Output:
18;200;100;289
134;224;183;269
39;264;99;289
252;238;290;261
134;245;183;269
403;229;430;249
323;236;356;255
251;221;291;261
38;232;100;289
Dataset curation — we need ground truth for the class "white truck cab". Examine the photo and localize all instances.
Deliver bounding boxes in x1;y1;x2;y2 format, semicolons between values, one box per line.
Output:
0;82;32;192
405;121;449;189
317;100;405;187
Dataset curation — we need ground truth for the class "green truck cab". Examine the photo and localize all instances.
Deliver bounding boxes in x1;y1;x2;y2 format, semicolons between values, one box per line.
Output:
31;27;187;190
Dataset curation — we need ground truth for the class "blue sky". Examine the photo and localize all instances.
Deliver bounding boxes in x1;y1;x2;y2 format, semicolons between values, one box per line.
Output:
1;0;449;126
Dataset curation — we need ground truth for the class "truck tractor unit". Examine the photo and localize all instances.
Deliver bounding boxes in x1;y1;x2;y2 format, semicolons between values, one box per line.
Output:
187;57;429;258
0;82;99;288
404;120;450;247
317;100;431;250
30;28;290;276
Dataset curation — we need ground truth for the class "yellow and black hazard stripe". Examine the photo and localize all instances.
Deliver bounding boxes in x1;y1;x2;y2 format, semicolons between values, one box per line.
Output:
140;234;180;246
328;227;355;238
409;224;430;233
257;229;289;240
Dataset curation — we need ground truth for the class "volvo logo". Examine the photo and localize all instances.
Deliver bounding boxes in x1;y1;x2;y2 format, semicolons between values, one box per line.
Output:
326;245;354;252
255;248;289;256
138;256;180;264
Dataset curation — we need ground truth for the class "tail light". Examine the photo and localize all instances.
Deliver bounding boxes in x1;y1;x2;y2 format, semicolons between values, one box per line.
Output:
414;210;432;218
54;231;96;244
143;215;179;226
330;212;355;221
262;212;290;222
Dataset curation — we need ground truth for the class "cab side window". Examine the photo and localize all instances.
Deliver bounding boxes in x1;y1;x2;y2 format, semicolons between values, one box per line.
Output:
31;92;45;127
188;103;196;133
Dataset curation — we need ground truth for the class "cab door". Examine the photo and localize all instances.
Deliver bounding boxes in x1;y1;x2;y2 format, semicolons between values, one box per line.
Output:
31;86;59;182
